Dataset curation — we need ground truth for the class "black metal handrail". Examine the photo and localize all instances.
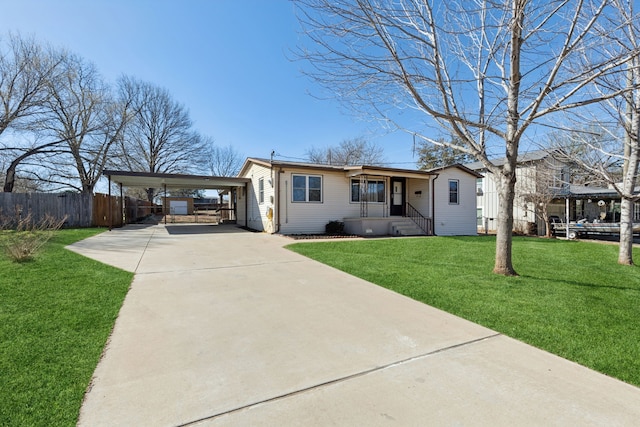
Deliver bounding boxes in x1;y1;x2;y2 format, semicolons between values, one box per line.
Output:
406;202;433;235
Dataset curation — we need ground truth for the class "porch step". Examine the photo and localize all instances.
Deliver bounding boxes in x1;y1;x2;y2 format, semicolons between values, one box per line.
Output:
390;219;428;236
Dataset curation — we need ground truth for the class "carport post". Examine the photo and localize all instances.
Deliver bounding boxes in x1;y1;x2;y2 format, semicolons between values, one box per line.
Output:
108;174;112;231
119;183;124;226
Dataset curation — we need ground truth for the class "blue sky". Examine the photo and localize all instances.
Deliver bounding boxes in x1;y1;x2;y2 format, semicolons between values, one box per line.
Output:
0;0;419;167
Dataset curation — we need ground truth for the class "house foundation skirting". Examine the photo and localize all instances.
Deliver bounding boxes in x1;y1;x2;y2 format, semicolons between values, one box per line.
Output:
343;217;397;236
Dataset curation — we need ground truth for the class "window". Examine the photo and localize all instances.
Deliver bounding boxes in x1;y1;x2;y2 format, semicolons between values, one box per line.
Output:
351;179;385;203
292;174;322;202
449;179;459;204
635;203;640;222
258;178;264;204
476;178;483;196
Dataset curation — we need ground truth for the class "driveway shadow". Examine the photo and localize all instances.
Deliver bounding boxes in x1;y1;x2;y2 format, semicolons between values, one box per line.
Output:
164;224;249;235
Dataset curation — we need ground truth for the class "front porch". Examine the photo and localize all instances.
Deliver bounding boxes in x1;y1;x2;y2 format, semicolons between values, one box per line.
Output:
342;167;434;237
343;203;434;237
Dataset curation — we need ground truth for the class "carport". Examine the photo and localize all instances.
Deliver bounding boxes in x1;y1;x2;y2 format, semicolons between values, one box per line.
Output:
103;170;250;229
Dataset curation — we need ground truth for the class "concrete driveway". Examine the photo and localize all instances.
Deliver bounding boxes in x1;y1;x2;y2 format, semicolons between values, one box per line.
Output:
70;224;640;426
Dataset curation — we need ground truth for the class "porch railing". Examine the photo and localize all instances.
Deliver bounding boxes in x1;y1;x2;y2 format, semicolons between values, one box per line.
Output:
406;202;433;235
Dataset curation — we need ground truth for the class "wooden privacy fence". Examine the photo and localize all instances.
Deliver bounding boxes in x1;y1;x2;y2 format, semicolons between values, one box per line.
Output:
0;192;94;227
0;192;155;228
92;193;122;227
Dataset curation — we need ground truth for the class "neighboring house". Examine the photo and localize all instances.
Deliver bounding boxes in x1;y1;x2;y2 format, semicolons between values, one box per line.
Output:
468;149;570;235
236;158;480;236
467;149;640;236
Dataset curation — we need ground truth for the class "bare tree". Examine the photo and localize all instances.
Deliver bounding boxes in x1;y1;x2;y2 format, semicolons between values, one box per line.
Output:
206;140;243;177
549;126;622;187
519;155;570;238
295;0;636;275
0;33;60;136
0;33;65;192
0;152;44;192
36;54;131;193
115;76;207;201
552;1;639;265
306;137;385;165
205;139;244;208
609;0;640;266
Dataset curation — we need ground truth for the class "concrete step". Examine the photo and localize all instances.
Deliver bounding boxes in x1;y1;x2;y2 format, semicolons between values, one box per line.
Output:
390;219;428;236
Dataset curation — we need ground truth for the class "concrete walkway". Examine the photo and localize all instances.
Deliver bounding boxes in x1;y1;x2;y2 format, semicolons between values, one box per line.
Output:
70;224;640;426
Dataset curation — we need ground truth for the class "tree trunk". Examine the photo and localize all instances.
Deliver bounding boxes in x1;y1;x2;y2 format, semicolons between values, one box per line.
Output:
618;197;634;265
3;166;17;192
491;0;523;276
494;171;518;275
4;150;33;192
82;182;94;194
542;211;552;238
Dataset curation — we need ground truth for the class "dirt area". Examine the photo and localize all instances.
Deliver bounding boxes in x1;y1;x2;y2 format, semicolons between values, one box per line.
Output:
164;212;220;224
134;212;221;225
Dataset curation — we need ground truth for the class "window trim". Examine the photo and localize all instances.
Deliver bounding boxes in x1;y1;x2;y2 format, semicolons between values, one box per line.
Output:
449;179;459;205
350;178;386;203
258;177;264;204
292;174;323;203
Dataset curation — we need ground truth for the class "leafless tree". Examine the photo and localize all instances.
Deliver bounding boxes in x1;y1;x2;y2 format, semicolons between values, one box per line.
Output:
0;33;65;192
519;155;570;238
295;0;636;275
206;140;243;177
0;153;44;192
306;137;385;165
114;76;207;201
35;54;131;193
553;0;640;265
204;139;244;208
0;33;61;136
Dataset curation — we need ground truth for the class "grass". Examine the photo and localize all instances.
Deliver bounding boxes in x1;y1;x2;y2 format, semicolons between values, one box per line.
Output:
0;228;133;426
287;236;640;387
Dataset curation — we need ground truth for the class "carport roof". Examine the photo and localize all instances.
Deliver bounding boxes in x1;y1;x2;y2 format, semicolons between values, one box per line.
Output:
103;170;250;190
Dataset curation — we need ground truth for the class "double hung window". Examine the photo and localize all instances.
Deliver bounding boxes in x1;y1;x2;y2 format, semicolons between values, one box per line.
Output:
258;178;265;204
292;174;322;202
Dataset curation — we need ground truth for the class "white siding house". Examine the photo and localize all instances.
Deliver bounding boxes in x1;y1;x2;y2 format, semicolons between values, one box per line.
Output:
236;161;276;232
468;149;572;235
431;165;480;236
237;158;480;237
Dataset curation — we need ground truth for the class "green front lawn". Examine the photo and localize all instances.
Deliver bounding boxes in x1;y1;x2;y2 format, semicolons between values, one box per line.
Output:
0;229;133;426
288;236;640;387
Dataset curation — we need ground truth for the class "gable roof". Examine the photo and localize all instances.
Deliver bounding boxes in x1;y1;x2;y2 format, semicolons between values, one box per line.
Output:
428;163;483;178
239;157;436;179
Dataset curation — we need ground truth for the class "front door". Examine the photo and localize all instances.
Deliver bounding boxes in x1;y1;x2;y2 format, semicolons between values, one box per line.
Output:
390;178;405;216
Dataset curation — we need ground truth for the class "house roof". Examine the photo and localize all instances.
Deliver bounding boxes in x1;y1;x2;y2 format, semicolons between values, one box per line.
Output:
240;157;436;180
427;163;484;178
103;170;250;190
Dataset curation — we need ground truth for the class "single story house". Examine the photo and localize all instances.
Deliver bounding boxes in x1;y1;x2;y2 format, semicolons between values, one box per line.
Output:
236;158;480;236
